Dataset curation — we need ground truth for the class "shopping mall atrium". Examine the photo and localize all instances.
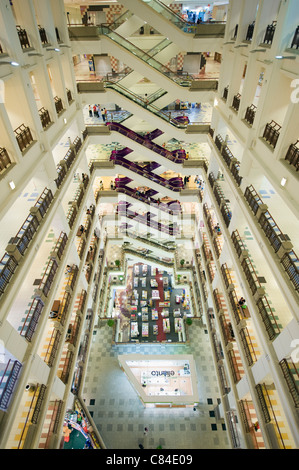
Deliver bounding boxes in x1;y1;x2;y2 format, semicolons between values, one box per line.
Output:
0;0;298;450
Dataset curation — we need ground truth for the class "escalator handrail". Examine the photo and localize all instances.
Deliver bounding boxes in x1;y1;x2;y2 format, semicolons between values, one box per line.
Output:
99;23;193;84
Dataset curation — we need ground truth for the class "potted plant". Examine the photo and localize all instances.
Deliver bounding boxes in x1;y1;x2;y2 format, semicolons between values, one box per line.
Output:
115;259;120;268
186;318;192;326
180;259;185;267
107;319;115;327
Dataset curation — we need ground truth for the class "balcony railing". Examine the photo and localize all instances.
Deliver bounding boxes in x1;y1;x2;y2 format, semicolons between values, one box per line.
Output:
64;148;76;169
54;96;64;114
215;134;224;151
221;263;234;290
231;230;246;258
223;86;229;101
228;289;244;325
44;329;61;369
226;410;241;448
227;349;242;383
66;206;77;229
34;187;53;218
221;202;232;227
290;25;299;49
233;24;238;39
231;161;243;186
244;185;263;216
16;25;31;48
262;120;281;149
19;297;44;342
66;88;73;103
0;359;22;411
59;350;74;384
37;258;58;297
285;140;299;171
52;232;68;260
245;22;255;41
262;22;276;45
241;257;263;296
255;383;286;449
258;210;286;253
232;93;241;112
221;145;234;168
55;163;67;188
280;250;299;292
38;26;49;45
39;107;51;129
11;213;39;256
0;147;12;173
0;253;18;298
55;27;61;42
244;104;256;126
256;296;280;340
14;124;34;152
239;327;257;366
279;358;299;408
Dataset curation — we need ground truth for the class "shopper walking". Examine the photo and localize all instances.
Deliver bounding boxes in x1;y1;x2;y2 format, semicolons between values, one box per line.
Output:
101;108;106;122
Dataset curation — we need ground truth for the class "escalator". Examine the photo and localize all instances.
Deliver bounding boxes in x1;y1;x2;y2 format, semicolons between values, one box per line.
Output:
110;147;184;196
115;177;182;214
117;201;180;236
79;79;211;140
118;0;225;49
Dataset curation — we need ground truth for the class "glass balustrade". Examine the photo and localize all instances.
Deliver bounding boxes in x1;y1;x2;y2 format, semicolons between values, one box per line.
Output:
99;25;192;86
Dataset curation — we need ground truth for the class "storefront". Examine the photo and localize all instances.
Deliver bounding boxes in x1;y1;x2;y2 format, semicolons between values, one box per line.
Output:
118;355;199;408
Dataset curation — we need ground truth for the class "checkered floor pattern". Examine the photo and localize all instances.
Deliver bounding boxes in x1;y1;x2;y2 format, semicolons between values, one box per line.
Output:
82;319;231;449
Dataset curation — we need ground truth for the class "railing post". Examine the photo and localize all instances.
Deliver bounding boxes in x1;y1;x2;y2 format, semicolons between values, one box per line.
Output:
29;206;43;223
276;240;293;260
5;244;23;262
256;203;268;220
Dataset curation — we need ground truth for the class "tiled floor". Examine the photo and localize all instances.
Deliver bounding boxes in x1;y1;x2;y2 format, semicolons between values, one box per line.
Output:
82;318;231;449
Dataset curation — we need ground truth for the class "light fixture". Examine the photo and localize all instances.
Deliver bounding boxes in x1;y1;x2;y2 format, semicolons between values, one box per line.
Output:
234;44;248;48
9;181;15;190
280;177;287;187
46;47;60;52
224;41;234;45
275;55;296;60
63;118;67;124
0;60;19;66
214;97;218;107
250;49;266;53
59;45;71;48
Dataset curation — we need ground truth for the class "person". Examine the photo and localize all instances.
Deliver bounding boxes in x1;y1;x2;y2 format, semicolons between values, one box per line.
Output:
65;265;72;274
214;223;221;234
99;180;103;190
88;105;92;117
144;427;149;435
110;180;114;190
239;297;247;309
79;225;85;234
101;108;106;122
93;104;97;117
86;208;91;215
139;444;144;449
185;152;189;160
